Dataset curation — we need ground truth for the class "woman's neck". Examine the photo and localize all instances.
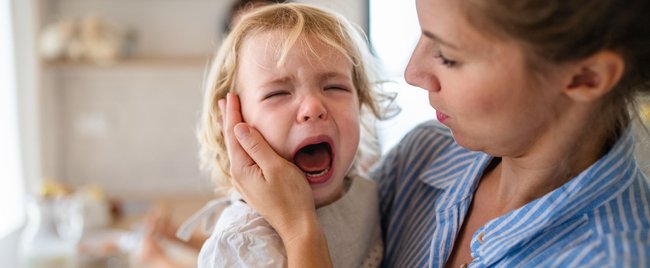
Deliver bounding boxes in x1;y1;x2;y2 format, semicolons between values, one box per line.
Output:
489;105;612;212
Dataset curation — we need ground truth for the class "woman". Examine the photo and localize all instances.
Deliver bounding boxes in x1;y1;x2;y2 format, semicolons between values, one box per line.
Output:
221;0;650;267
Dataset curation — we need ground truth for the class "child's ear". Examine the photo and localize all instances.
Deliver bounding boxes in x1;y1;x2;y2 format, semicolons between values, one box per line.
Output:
563;50;625;102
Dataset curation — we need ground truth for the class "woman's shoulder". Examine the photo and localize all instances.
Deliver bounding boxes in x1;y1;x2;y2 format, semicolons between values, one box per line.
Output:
392;120;452;152
370;120;478;191
585;168;650;232
392;120;472;163
578;173;650;266
408;120;454;141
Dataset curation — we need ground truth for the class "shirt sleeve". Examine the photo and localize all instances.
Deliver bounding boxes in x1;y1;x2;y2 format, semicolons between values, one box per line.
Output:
198;227;287;268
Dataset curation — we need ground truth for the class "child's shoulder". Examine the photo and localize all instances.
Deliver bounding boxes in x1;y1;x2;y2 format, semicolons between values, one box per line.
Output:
199;201;286;267
214;201;274;235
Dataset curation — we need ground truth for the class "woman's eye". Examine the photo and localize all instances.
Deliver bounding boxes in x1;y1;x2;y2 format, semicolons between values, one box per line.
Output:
262;91;290;100
434;51;458;68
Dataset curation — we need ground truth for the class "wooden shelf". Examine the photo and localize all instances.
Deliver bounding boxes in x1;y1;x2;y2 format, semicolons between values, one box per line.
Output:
42;56;210;70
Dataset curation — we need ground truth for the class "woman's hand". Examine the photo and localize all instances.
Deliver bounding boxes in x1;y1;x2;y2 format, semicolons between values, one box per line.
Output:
220;93;332;267
221;92;314;237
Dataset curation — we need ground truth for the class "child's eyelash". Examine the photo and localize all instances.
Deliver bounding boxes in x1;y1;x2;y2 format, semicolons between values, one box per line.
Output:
263;90;290;100
325;85;350;92
434;51;457;68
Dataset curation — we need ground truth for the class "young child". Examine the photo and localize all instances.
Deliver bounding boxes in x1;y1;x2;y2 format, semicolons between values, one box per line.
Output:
183;3;391;267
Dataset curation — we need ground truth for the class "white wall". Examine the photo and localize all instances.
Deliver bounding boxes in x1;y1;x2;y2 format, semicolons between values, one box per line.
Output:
13;0;41;194
2;0;38;266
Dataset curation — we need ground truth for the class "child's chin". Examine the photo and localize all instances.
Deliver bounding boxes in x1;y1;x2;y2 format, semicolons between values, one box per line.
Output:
312;185;343;208
314;196;335;208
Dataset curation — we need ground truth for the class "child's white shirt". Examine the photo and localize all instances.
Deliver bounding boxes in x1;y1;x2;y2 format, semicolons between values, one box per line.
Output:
196;175;383;268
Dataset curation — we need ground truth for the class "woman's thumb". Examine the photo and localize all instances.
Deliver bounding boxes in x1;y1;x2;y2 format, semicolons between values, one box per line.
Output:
234;123;251;140
234;123;280;168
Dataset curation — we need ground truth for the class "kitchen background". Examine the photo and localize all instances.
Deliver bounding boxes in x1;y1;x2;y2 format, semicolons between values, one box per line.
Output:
3;0;438;267
4;0;650;267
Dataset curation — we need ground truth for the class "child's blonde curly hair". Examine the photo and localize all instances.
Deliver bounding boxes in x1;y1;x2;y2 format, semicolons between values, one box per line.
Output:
198;3;393;194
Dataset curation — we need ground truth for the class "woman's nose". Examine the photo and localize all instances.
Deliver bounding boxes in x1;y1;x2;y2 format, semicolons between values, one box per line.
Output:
405;38;441;92
297;95;328;122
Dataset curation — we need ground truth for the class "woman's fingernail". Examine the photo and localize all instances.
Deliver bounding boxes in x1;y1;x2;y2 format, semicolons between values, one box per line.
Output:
234;124;250;139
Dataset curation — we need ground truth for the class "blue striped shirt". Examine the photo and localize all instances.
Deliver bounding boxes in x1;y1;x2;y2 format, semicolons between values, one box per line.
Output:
370;120;650;267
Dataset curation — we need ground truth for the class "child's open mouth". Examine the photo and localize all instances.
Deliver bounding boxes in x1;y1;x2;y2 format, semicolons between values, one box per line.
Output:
293;141;334;184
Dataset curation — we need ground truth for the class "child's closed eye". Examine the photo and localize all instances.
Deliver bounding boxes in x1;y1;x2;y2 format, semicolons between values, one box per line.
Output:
324;85;351;92
262;90;291;100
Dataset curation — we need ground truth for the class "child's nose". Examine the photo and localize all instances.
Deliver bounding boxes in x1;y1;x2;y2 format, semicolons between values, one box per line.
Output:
297;95;328;122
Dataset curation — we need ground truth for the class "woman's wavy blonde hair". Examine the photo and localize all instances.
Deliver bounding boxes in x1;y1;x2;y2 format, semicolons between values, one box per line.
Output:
198;3;394;194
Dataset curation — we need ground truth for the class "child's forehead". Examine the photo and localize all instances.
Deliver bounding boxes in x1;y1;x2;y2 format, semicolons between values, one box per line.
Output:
242;30;341;54
235;30;356;92
239;30;350;67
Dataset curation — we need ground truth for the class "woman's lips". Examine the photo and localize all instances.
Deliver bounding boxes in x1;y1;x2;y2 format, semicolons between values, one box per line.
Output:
436;110;449;123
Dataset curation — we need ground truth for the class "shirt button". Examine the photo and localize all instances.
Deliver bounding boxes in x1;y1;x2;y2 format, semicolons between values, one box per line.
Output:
477;231;485;244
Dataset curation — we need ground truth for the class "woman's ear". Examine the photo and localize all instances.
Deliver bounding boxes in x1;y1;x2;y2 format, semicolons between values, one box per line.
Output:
563;50;625;102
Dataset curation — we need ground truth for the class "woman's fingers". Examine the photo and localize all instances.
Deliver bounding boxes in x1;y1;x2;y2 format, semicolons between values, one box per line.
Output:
224;92;284;182
233;123;285;180
232;123;316;238
223;93;255;176
220;92;316;240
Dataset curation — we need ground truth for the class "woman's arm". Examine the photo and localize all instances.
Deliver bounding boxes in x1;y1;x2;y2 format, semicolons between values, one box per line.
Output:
278;214;332;268
220;93;333;268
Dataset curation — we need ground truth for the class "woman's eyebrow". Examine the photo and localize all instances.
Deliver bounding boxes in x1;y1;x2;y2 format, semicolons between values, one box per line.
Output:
422;30;460;50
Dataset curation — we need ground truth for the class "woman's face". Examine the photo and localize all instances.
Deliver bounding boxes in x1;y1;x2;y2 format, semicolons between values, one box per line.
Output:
406;0;568;157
